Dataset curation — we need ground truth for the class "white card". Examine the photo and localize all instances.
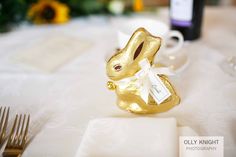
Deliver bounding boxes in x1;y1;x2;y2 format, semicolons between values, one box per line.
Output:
148;72;171;104
12;34;92;72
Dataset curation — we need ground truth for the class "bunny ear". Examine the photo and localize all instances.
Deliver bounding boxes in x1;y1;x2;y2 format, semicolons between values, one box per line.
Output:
105;48;121;63
133;42;144;60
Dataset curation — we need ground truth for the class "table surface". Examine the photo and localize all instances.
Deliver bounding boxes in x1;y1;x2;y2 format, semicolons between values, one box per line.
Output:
0;7;235;157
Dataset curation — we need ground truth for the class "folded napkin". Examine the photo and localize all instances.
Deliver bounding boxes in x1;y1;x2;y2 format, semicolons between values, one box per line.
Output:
76;117;197;157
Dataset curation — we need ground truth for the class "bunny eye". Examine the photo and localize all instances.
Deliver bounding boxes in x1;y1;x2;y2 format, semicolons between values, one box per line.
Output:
113;64;122;72
133;42;144;60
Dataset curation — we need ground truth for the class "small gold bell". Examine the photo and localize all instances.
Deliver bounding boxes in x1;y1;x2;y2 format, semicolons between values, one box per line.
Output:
107;81;116;90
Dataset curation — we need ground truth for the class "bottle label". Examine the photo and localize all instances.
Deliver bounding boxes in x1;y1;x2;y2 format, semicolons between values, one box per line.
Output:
170;0;193;27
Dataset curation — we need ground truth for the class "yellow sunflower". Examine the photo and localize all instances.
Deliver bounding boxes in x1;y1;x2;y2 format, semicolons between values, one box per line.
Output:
133;0;144;12
28;0;69;24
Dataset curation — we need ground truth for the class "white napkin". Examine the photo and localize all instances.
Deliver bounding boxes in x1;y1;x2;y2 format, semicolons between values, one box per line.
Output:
76;117;197;157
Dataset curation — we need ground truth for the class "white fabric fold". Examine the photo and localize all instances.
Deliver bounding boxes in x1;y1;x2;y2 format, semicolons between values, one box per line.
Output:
76;117;198;157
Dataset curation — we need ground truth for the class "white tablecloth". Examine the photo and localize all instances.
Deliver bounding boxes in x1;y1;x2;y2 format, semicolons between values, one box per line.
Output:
0;7;235;157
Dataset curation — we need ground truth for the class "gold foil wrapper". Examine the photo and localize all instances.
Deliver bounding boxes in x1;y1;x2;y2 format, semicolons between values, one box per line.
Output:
106;28;180;114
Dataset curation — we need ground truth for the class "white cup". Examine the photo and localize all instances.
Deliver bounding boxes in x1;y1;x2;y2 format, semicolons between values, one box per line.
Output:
117;18;184;55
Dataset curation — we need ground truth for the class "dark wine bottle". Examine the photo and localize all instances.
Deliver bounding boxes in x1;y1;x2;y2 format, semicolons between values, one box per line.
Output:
170;0;205;41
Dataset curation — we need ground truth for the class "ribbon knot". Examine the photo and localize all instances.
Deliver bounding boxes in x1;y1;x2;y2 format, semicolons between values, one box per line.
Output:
114;58;175;104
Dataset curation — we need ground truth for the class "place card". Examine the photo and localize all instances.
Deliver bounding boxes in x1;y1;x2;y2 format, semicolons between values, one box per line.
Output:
12;34;92;72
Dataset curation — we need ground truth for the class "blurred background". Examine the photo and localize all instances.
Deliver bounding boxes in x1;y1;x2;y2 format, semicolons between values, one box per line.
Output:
0;0;235;32
0;1;236;156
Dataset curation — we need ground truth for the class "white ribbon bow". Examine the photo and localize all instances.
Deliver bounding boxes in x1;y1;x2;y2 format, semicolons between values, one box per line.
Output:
114;58;175;104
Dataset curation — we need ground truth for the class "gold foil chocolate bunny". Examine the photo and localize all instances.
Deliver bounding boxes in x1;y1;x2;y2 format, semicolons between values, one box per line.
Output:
106;28;180;114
